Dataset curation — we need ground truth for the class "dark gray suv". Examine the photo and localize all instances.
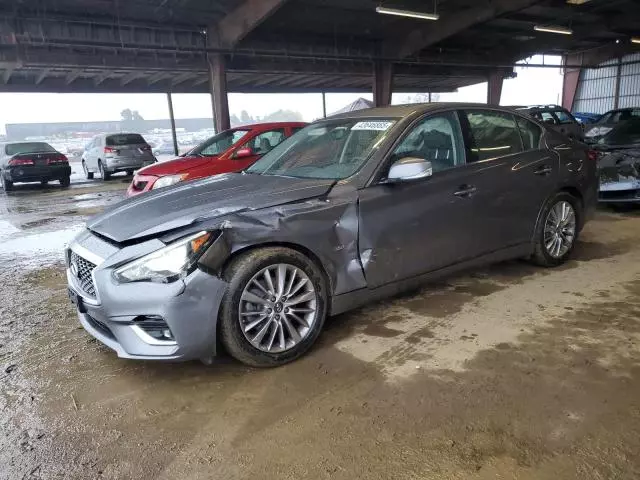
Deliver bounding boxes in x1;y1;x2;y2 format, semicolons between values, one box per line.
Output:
66;104;598;367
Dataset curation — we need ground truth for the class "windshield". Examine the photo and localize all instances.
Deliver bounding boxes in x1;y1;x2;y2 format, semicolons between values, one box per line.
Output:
5;142;56;156
106;134;146;146
597;109;640;125
246;119;397;179
598;118;640;147
189;129;249;156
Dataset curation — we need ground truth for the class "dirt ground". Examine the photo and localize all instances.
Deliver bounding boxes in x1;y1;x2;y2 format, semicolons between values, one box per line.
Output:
1;179;640;480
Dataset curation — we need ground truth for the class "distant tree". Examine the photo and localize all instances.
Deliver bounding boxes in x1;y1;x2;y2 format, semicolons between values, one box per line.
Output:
120;108;145;132
240;110;253;124
261;109;304;122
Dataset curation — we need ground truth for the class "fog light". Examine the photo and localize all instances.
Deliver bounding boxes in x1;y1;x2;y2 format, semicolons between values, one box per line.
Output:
133;315;175;342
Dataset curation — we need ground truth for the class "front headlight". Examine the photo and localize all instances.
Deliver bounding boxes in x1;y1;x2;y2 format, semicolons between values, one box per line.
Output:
585;128;600;137
113;231;213;283
152;174;188;190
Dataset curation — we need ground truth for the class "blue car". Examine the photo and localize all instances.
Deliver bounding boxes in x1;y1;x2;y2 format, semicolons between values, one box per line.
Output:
573;112;602;125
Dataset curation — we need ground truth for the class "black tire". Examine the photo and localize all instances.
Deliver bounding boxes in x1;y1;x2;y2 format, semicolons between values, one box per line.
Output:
530;192;581;267
126;169;134;176
219;247;328;367
60;176;71;187
83;161;94;180
98;161;110;180
1;173;13;192
40;179;48;186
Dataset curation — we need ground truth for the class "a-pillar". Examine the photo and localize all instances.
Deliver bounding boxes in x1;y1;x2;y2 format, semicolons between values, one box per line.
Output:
208;53;231;133
487;70;504;106
373;61;393;107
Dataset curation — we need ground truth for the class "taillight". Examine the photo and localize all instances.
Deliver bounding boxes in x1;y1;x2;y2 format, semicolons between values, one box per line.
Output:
587;150;598;162
8;157;34;166
104;146;116;154
47;154;68;164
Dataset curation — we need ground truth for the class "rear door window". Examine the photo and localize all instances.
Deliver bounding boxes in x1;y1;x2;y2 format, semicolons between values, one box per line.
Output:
515;116;543;150
463;110;524;162
106;134;146;146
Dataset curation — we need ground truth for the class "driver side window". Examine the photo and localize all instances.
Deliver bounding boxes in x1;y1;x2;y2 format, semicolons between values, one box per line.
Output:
240;129;286;156
390;111;464;173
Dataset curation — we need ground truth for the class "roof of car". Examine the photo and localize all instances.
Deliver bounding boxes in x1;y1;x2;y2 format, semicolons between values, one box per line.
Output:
328;102;524;120
234;121;308;130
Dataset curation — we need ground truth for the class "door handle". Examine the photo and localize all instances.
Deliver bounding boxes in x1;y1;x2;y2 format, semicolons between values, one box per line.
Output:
534;165;553;176
453;185;477;198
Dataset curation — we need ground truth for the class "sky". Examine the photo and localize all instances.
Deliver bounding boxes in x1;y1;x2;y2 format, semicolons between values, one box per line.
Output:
0;55;563;134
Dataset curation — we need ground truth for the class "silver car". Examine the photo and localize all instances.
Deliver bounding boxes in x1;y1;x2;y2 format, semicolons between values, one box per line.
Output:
66;104;597;367
82;133;156;180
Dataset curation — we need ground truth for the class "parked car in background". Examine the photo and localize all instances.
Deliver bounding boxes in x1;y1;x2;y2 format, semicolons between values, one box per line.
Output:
126;122;306;197
82;133;156;180
595;117;640;206
573;112;601;125
152;141;177;156
67;104;597;367
0;142;71;191
515;105;584;140
585;107;640;144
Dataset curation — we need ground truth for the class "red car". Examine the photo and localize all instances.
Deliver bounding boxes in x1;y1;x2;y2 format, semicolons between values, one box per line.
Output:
126;122;306;197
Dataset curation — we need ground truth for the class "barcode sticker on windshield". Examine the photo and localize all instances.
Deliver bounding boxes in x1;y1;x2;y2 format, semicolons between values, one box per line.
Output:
352;121;394;131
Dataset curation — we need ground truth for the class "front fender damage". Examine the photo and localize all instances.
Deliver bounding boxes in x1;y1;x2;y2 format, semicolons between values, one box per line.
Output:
197;184;367;297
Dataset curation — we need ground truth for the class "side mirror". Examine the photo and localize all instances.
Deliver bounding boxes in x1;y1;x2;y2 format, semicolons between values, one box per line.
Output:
235;147;254;159
387;157;433;182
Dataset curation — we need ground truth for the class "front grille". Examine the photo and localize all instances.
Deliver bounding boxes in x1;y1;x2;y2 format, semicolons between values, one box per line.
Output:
70;251;97;298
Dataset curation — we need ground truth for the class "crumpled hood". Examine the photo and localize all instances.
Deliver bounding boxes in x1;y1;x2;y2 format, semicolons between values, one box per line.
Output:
137;155;215;176
86;173;335;243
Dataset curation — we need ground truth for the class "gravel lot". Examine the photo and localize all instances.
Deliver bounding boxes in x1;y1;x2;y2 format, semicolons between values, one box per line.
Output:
1;176;640;479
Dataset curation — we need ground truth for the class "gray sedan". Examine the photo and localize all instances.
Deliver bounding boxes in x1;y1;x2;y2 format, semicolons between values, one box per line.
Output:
66;104;598;367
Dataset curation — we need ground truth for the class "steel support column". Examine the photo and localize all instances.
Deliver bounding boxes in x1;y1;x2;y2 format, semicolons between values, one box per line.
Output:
373;61;393;107
614;57;622;109
166;92;179;157
208;53;231;133
321;92;327;118
487;71;504;106
561;53;581;111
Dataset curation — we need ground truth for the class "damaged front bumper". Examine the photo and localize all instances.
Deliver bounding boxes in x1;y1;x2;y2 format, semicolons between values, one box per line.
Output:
598;150;640;203
67;232;227;362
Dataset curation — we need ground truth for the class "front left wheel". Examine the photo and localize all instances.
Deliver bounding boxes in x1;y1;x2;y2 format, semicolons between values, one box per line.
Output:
219;247;328;367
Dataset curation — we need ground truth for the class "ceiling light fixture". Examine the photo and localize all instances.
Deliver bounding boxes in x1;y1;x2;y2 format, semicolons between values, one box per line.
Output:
632;37;640;44
534;25;573;35
376;6;439;21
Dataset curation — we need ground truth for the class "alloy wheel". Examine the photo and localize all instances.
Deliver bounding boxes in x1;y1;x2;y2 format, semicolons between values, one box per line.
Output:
544;200;576;258
238;263;318;353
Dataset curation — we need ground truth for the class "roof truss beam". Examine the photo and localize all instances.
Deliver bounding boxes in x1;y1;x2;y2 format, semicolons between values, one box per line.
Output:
386;0;542;58
212;0;288;48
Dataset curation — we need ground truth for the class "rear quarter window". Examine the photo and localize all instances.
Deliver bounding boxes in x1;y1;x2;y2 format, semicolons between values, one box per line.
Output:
106;134;146;146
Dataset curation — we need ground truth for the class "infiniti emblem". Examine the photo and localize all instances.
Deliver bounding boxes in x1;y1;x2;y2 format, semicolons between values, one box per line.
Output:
70;261;79;278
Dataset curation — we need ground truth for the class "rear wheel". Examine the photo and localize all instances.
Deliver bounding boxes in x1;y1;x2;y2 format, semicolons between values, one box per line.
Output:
219;247;328;367
126;169;134;176
1;173;13;192
82;161;94;180
60;176;71;187
40;179;48;186
98;160;110;180
531;192;580;267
